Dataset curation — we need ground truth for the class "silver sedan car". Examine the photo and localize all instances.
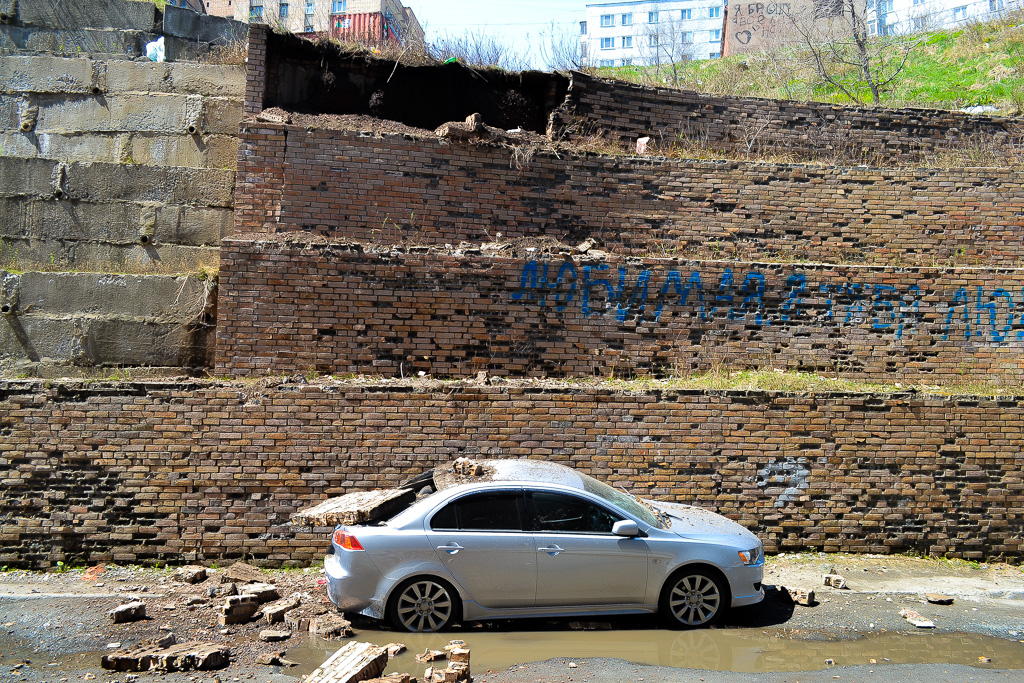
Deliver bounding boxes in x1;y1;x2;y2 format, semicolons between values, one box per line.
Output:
325;460;764;632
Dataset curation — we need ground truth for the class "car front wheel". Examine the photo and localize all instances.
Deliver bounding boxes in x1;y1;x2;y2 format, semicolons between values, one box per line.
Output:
660;569;726;628
389;577;458;632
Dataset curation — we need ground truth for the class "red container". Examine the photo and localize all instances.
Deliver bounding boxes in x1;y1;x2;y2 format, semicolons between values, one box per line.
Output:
330;11;400;44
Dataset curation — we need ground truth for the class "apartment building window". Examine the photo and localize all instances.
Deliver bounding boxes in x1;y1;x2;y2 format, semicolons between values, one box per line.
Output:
952;5;968;19
990;0;1004;10
709;51;720;58
279;2;288;17
649;11;659;22
681;31;693;43
580;21;587;35
332;0;346;12
681;8;692;19
912;15;927;29
867;19;877;33
709;28;721;41
599;59;614;67
621;13;632;25
600;37;614;49
912;0;923;4
878;0;893;13
648;34;659;46
249;0;262;20
600;14;613;27
305;0;313;13
622;35;633;48
622;58;633;65
709;6;721;18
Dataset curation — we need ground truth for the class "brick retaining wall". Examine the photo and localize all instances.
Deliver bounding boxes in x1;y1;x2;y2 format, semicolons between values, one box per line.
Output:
215;237;1024;383
1;380;1020;568
554;72;1024;165
233;125;1024;267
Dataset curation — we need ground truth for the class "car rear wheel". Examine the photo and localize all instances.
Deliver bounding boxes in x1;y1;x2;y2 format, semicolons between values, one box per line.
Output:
389;577;458;632
660;569;726;628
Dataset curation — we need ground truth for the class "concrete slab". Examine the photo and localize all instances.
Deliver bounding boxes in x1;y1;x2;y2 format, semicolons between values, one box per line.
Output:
16;0;157;32
162;5;247;45
17;93;241;136
1;56;245;97
0;131;239;169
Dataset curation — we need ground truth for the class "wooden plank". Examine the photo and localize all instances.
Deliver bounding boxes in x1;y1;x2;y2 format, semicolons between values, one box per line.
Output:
305;641;388;683
290;488;415;526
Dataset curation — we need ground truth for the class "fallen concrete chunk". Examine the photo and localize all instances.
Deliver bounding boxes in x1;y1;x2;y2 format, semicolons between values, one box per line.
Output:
448;648;470;666
261;595;302;624
385;642;407;657
444;640;466;651
424;661;470;683
788;587;815;606
243;582;280;604
173;565;207;584
310;612;354;639
305;642;388;683
291;488;416;527
218;594;259;625
926;593;954;605
209;582;238;598
101;642;229;672
823;574;847;589
259;629;292;642
110;601;146;623
284;604;329;632
365;675;413;683
416;648;446;663
256;653;298;667
222;561;265;584
899;608;935;628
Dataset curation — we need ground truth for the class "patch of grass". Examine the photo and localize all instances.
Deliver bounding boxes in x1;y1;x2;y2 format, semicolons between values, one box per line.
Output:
599;11;1024;115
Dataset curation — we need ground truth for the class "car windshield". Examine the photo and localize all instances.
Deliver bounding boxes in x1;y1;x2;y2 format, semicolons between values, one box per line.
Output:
578;472;664;529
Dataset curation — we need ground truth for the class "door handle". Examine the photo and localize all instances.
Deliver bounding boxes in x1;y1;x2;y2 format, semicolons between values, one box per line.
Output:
436;542;464;554
538;545;564;556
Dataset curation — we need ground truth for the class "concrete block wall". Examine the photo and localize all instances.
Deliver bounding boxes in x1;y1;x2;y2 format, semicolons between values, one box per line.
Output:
234;124;1024;267
553;72;1024;165
1;0;245;376
1;379;1021;567
215;238;1024;384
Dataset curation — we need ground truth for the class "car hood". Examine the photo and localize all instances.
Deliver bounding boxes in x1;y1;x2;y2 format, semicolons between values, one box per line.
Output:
646;500;760;544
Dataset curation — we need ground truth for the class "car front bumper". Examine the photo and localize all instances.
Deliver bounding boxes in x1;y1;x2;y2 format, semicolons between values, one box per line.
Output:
729;561;766;607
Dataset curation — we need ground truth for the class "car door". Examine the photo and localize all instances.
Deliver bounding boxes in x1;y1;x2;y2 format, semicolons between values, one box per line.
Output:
424;489;536;609
528;489;650;607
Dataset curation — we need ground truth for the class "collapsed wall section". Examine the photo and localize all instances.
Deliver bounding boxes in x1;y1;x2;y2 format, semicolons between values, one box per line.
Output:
234;123;1024;266
216;237;1024;384
1;379;1021;567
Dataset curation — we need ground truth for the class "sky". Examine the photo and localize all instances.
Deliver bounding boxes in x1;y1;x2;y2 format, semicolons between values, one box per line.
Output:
403;0;591;68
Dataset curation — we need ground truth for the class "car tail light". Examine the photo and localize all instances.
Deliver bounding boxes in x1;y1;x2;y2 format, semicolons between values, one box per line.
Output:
333;528;364;551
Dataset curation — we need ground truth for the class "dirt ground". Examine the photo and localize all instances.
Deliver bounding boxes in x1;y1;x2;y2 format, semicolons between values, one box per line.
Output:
1;554;1022;683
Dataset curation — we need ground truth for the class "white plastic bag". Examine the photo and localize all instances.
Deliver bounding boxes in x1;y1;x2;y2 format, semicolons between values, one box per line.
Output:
145;36;165;63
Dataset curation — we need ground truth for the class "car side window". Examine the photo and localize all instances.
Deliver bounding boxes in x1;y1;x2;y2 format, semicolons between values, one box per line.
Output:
528;491;621;534
430;492;524;531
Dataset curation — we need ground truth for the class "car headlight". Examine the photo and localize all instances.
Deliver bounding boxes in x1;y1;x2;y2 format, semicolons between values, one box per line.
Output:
738;547;762;566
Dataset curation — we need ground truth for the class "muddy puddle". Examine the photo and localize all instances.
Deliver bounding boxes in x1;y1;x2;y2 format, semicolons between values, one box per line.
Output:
285;627;1024;676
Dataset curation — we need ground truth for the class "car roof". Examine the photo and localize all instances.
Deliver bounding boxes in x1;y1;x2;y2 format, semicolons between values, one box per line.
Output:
432;459;587;492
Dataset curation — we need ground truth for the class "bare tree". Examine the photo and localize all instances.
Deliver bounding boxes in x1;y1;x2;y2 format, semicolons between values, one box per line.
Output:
538;20;590;72
788;0;922;104
640;11;694;86
429;30;532;71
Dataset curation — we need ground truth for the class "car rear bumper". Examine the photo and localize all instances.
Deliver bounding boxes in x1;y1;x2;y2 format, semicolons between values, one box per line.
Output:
324;551;380;614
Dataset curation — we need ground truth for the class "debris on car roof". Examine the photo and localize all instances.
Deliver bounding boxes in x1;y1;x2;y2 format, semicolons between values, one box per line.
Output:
433;457;494;489
290;488;415;526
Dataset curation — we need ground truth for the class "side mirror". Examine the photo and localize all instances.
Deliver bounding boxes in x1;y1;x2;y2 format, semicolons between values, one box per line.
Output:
612;520;640;537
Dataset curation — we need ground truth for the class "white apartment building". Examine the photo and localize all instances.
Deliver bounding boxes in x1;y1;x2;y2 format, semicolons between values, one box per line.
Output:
581;1;727;67
864;0;1019;36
